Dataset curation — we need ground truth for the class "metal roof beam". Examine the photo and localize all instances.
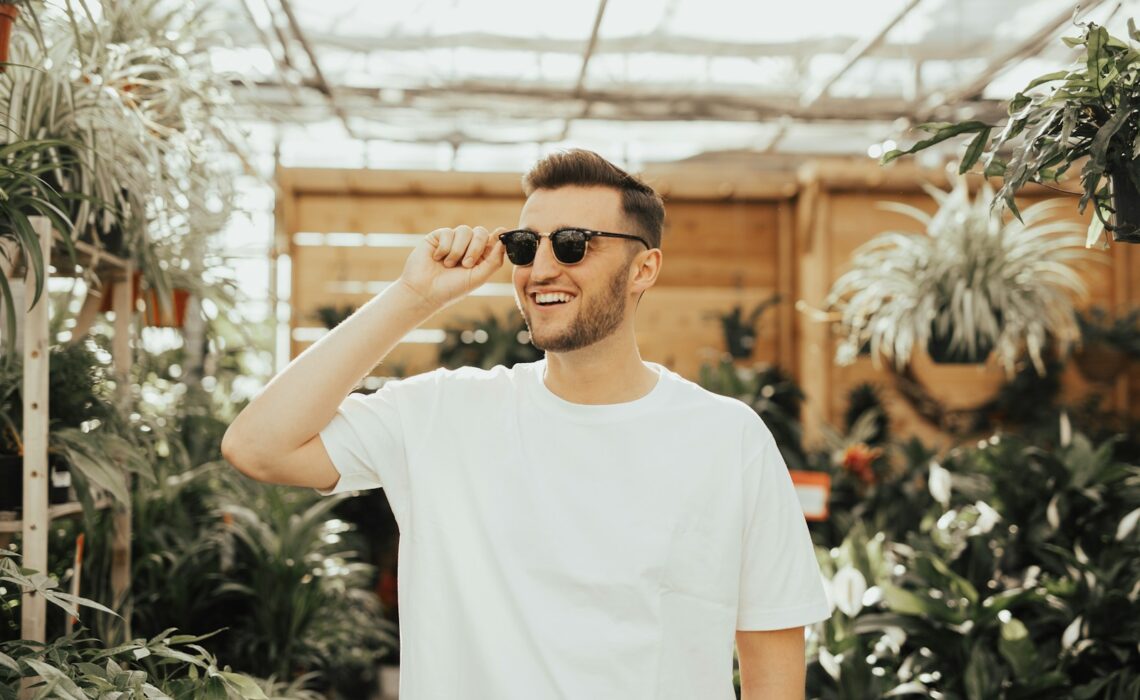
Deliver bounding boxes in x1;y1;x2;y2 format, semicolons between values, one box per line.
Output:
915;0;1111;120
799;0;923;109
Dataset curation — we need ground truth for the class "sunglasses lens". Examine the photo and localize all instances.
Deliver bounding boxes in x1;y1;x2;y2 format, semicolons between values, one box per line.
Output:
551;229;587;264
503;231;538;265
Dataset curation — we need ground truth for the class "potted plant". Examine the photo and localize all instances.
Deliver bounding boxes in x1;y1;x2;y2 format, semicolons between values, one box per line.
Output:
882;20;1140;247
708;294;781;360
826;176;1090;409
0;339;153;515
1073;305;1140;382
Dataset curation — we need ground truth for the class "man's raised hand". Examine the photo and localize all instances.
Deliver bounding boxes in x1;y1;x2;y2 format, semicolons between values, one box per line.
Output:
398;225;508;311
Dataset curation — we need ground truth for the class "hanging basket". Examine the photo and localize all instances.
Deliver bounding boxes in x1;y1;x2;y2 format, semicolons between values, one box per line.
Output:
0;3;18;70
1111;172;1140;243
1073;340;1129;384
908;347;1006;411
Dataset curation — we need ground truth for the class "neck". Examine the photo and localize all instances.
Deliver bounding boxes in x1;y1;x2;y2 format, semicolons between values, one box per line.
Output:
540;325;659;405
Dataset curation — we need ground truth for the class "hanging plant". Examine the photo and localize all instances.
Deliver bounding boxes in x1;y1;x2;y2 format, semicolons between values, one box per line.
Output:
883;19;1140;247
826;176;1091;377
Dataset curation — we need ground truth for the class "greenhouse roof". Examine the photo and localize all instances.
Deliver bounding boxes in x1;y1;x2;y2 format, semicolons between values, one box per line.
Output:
212;0;1134;169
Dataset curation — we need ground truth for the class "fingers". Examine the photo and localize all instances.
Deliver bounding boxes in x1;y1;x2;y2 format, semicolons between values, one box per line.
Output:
430;225;500;268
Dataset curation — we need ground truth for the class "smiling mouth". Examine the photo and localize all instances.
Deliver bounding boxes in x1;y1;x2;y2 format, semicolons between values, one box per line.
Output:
531;293;577;308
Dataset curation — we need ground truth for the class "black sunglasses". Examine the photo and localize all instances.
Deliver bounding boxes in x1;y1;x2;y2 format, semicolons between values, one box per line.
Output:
497;227;651;266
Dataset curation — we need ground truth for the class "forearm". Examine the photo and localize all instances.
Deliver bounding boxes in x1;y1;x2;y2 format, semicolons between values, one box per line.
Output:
224;280;438;464
737;628;806;700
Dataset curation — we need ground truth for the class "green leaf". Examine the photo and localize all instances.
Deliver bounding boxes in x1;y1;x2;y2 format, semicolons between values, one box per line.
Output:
961;127;994;173
998;617;1036;679
0;651;19;672
1024;70;1070;91
881;121;992;164
964;644;996;700
218;672;270;699
880;583;932;617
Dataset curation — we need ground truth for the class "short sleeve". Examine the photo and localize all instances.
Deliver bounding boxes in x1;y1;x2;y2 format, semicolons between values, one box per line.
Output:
316;371;441;528
736;428;831;631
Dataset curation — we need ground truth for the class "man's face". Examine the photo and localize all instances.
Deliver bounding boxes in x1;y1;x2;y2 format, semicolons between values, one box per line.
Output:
512;186;637;353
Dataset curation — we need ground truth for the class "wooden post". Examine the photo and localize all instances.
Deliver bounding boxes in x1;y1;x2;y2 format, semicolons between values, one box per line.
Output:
776;201;796;374
110;261;133;638
795;167;832;447
20;216;52;643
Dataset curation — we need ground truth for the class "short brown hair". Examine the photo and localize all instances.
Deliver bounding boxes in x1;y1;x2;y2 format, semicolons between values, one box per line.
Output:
522;149;665;249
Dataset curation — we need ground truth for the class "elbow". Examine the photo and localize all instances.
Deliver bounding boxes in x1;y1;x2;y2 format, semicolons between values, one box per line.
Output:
221;425;269;482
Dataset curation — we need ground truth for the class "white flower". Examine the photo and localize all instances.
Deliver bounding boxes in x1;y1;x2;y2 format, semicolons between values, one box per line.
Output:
1116;507;1140;541
972;501;1002;534
830;565;867;617
818;647;842;680
929;461;952;507
1062;616;1083;651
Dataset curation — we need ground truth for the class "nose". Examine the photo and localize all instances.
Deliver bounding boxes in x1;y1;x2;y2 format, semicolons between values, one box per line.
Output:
529;235;563;280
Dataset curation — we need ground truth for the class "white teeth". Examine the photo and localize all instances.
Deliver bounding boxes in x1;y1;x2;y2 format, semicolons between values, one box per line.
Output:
535;292;574;304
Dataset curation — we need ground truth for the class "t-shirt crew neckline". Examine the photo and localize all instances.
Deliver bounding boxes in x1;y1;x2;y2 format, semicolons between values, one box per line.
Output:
524;358;672;423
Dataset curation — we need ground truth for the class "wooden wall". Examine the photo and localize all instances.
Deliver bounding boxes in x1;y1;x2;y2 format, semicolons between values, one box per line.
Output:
277;161;1137;447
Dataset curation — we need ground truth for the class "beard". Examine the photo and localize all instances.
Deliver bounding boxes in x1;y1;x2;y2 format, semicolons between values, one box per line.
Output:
517;262;629;353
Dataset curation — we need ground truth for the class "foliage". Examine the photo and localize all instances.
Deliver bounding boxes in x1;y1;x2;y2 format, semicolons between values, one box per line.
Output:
0;0;246;348
709;295;781;360
0;551;276;699
0;337;154;513
1076;305;1140;355
882;20;1140;248
843;383;890;446
437;310;543;369
826;177;1090;374
809;430;1140;699
0;137;74;355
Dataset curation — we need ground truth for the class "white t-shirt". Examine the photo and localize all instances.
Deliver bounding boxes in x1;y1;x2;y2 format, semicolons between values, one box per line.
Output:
318;359;830;700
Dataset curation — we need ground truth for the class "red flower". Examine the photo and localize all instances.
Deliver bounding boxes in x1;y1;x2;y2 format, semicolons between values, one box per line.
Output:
841;443;882;485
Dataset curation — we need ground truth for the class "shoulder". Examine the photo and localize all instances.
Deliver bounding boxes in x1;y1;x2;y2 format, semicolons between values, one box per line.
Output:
658;365;766;425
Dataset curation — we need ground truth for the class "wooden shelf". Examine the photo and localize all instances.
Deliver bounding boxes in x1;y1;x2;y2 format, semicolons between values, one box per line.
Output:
0;497;114;533
49;230;130;277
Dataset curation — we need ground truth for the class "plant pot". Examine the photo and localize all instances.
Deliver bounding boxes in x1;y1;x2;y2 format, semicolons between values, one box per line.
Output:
98;271;190;327
1111;172;1140;243
0;454;20;512
926;331;994;364
145;287;190;327
0;3;18;70
909;348;1006;410
1073;340;1129;384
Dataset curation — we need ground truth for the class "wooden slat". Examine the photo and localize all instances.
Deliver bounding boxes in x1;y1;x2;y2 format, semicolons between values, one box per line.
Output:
21;217;52;645
294;195;523;235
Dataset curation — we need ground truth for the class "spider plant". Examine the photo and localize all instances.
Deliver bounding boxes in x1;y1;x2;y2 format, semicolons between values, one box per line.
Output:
826;177;1092;375
1;0;246;331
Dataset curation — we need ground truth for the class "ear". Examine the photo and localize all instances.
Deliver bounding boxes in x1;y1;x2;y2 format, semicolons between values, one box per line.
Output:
628;248;662;294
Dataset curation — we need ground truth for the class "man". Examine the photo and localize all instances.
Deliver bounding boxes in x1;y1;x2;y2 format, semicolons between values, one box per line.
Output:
223;149;830;699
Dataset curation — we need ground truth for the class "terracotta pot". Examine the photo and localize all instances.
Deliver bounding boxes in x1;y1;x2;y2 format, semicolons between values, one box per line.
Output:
909;348;1006;410
145;286;189;327
1073;340;1129;384
97;271;190;327
1111;171;1140;243
0;4;17;71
